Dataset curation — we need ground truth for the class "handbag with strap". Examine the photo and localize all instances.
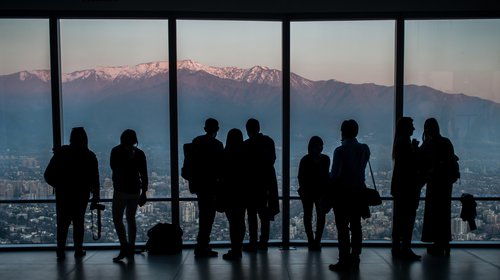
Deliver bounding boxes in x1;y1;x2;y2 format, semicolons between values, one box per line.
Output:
364;160;382;206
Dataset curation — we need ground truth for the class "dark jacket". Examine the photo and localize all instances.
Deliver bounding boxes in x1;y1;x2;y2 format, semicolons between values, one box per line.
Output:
110;144;148;195
44;145;99;198
219;143;246;211
391;136;422;205
421;135;456;242
190;134;223;194
298;153;331;200
244;133;280;219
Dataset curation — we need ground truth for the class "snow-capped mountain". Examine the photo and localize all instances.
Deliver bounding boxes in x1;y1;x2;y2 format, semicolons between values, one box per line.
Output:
2;60;500;156
5;60;313;89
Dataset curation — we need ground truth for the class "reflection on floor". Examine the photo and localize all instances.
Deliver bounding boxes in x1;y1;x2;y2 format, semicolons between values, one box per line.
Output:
0;247;499;280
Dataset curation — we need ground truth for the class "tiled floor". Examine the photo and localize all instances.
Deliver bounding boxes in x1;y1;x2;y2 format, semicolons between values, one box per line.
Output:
0;247;499;280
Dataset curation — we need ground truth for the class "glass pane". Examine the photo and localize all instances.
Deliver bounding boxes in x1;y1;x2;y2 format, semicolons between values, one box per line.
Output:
0;203;56;244
83;201;171;243
179;200;283;243
290;199;394;241
177;20;282;241
0;19;53;200
179;200;230;242
414;200;500;241
0;201;171;244
405;19;500;197
60;20;170;199
290;21;395;197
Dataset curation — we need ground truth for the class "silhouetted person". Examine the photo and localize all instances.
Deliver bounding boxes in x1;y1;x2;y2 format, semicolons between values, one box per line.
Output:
391;117;422;260
191;118;223;258
44;127;100;260
220;128;246;260
243;118;279;252
298;136;330;251
420;118;456;256
111;129;148;261
329;119;370;272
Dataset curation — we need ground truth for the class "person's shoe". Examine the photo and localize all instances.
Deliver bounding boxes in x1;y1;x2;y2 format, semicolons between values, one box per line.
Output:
194;249;218;258
427;246;445;256
74;250;86;258
113;250;128;262
222;250;242;261
126;245;136;258
391;248;401;259
242;243;257;253
444;246;450;256
56;251;66;261
328;261;350;272
308;242;322;251
257;241;268;252
400;250;421;261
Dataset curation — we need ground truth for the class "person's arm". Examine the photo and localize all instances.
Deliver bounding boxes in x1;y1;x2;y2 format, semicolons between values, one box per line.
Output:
322;155;331;183
139;150;149;193
91;153;100;200
110;147;118;172
298;157;306;189
331;148;342;183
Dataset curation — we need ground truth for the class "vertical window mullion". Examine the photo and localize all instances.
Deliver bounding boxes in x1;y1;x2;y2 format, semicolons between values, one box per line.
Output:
169;18;180;227
282;19;291;248
394;18;404;126
49;17;62;148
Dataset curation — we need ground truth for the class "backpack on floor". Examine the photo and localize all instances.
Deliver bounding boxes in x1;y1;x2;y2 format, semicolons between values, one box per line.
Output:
145;223;183;255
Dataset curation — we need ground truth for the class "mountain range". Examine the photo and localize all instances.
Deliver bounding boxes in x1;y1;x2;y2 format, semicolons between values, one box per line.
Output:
1;60;500;164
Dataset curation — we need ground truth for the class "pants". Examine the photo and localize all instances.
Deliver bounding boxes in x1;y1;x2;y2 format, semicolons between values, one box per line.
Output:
112;191;139;248
334;203;362;261
225;206;246;253
392;194;418;251
196;192;217;250
56;193;89;252
247;201;270;245
300;195;326;244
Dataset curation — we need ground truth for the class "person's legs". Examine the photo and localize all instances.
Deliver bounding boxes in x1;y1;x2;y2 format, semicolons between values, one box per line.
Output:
246;205;258;250
313;197;326;247
112;191;128;261
257;207;270;250
349;214;362;260
330;205;351;271
227;207;245;253
392;196;402;255
125;194;139;255
223;207;246;260
301;197;314;245
72;198;89;257
334;206;350;262
56;199;71;259
195;192;217;257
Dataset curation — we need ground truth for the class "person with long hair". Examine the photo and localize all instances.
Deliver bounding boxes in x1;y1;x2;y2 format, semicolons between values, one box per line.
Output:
298;136;330;250
391;117;422;260
420;118;457;256
220;128;246;260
